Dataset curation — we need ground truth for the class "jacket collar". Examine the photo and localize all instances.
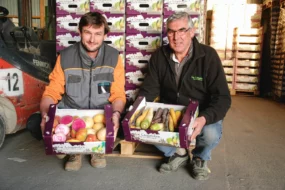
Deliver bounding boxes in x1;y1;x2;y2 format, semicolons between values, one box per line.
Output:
78;42;104;66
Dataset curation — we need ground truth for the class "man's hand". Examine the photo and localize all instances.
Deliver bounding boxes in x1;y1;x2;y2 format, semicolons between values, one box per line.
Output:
112;112;121;140
190;116;206;141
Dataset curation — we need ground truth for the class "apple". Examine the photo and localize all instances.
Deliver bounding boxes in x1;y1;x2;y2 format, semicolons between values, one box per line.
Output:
85;134;98;142
70;129;76;138
75;128;87;141
87;128;96;135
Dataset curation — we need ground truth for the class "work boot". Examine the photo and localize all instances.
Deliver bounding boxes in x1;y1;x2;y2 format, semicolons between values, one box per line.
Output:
65;154;82;171
90;154;106;168
159;153;189;173
190;157;211;180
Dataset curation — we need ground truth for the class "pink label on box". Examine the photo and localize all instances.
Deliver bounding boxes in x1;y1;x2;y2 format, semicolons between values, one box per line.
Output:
125;51;151;70
126;0;163;14
56;0;90;15
126;14;162;34
126;33;161;52
56;14;81;33
90;0;125;14
163;0;203;15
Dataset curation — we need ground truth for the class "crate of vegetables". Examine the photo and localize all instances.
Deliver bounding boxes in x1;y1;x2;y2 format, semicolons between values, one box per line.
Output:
43;104;115;155
122;96;199;148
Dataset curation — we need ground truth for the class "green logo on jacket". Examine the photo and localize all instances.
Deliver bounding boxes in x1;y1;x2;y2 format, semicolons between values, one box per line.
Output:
191;76;203;81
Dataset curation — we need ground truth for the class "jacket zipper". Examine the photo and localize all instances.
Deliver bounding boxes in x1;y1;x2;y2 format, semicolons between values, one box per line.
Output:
88;61;93;109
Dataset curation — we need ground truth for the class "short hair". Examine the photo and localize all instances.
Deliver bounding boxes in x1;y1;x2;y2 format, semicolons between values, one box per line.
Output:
78;12;110;34
166;12;194;30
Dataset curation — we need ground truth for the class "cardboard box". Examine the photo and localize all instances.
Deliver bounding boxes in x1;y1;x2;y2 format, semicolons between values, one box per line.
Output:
126;0;163;15
56;32;80;51
56;0;90;15
126;14;162;34
43;104;115;155
125;70;146;88
126;33;161;52
163;0;203;15
122;96;199;148
104;33;125;51
103;13;125;33
235;83;258;91
125;87;140;102
125;51;151;71
56;14;81;33
90;0;125;14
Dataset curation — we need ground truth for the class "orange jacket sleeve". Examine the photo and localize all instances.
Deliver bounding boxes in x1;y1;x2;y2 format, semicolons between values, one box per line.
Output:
42;55;65;103
109;55;126;104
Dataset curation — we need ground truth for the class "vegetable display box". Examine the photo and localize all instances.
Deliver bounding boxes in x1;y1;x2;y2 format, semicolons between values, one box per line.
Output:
43;104;115;155
122;96;199;148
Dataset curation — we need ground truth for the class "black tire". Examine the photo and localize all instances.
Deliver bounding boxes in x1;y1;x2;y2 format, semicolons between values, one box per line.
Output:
0;115;6;149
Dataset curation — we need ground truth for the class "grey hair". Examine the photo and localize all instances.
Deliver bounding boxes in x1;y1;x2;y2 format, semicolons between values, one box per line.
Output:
166;12;194;30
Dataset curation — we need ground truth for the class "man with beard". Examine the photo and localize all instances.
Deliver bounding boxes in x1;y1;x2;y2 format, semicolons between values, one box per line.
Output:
29;12;126;171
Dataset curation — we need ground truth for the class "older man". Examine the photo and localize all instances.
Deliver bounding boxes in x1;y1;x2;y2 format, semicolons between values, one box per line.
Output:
139;12;231;180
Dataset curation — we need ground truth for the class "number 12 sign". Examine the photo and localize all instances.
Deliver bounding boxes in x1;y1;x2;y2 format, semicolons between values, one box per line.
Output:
0;68;24;97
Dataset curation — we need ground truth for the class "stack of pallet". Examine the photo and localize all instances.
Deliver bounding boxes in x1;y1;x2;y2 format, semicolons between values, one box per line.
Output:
209;3;262;95
271;4;285;101
232;27;263;95
210;4;235;90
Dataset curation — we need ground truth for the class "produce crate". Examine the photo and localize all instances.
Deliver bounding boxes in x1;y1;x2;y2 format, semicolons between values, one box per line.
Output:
43;104;115;155
122;96;199;148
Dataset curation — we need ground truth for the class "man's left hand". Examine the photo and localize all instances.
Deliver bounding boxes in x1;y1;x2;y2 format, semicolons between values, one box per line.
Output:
190;116;206;141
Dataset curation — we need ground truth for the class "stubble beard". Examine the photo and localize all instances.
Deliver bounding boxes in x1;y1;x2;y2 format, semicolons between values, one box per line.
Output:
81;41;101;53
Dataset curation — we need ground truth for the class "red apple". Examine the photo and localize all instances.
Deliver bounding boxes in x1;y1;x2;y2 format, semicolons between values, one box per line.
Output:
85;134;98;142
75;128;87;141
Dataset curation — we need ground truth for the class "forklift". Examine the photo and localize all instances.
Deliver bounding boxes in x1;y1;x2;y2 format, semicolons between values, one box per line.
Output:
0;2;56;148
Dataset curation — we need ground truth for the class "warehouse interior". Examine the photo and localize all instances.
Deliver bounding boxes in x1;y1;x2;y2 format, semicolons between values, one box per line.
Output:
0;0;285;189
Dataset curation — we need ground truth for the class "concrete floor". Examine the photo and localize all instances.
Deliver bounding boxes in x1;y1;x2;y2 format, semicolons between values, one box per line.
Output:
0;96;285;190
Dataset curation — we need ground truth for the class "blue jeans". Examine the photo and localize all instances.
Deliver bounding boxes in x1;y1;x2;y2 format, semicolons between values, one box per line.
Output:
155;120;223;160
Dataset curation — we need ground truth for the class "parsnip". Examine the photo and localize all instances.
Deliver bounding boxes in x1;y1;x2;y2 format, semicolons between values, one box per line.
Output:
140;108;154;129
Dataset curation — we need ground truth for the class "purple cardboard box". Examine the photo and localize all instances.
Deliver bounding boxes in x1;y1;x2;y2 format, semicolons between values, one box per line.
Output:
56;0;90;15
122;96;199;148
126;33;161;52
102;13;125;33
126;0;163;15
125;87;140;102
43;104;115;155
56;14;81;33
56;32;80;51
90;0;125;14
125;51;151;71
126;14;162;34
125;69;146;88
104;33;125;51
163;0;204;16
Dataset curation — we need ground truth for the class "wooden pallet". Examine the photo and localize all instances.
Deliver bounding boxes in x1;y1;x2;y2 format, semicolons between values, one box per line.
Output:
230;89;260;96
106;139;195;159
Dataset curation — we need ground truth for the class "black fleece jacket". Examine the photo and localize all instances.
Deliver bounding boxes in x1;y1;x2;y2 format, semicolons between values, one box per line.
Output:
139;38;231;125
